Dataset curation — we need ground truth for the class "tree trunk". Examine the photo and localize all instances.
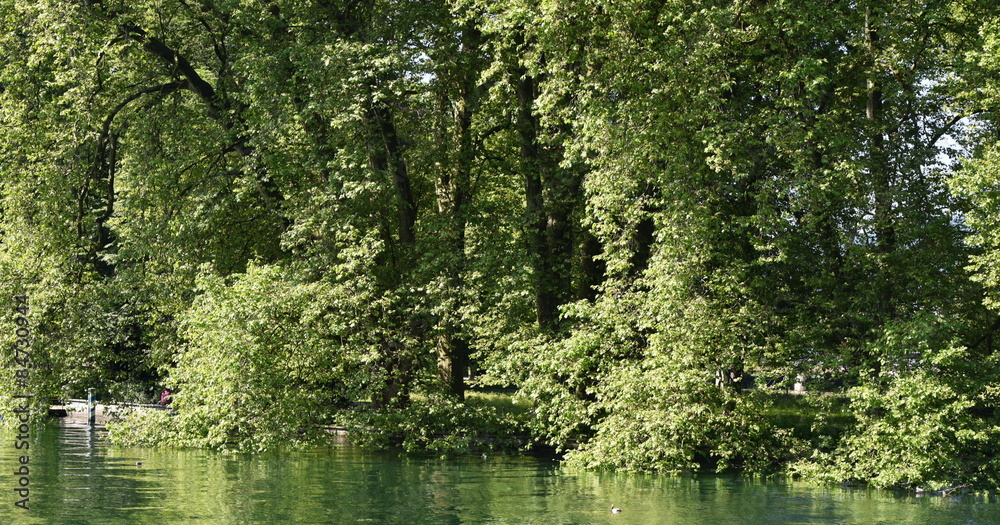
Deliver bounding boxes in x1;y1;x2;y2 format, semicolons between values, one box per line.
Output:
515;69;558;330
367;101;417;245
577;229;605;301
514;51;583;331
865;6;891;379
435;20;486;398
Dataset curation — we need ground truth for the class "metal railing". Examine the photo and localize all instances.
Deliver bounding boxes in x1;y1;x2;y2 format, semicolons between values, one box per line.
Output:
64;399;170;410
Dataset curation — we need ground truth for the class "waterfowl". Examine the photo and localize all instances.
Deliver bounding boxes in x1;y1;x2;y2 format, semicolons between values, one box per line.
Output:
610;505;622;514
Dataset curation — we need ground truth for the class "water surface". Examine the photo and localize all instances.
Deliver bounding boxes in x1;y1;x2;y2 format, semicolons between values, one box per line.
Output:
0;421;997;524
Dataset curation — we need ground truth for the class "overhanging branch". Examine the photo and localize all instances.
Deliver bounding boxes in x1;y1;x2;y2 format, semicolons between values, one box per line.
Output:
120;25;223;121
926;109;984;151
100;81;188;143
118;23;253;157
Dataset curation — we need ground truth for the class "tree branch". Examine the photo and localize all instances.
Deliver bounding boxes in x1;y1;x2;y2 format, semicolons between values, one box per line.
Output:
121;25;223;121
926;110;983;150
100;81;188;144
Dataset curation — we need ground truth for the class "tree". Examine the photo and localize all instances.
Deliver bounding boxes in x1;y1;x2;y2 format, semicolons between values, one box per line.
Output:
491;0;998;475
8;0;1000;489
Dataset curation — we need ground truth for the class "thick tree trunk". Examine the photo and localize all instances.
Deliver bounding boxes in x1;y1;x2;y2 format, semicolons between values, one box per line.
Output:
367;101;417;245
865;6;892;380
577;229;605;301
435;21;486;399
628;206;655;279
514;60;582;331
435;107;471;399
515;70;559;330
371;350;413;410
365;101;418;408
437;333;469;398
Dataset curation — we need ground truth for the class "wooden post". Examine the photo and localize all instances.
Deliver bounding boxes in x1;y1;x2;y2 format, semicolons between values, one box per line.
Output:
87;388;95;426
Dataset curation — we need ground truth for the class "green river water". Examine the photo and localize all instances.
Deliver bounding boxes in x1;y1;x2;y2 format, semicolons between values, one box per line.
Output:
0;420;998;524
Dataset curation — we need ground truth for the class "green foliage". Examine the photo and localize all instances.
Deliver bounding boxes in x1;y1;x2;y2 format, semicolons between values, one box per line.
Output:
793;315;1000;490
6;0;1000;493
564;368;797;473
340;395;529;456
106;408;177;448
954;144;1000;310
109;264;357;451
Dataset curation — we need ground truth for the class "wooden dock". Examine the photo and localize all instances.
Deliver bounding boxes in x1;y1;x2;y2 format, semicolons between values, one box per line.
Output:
50;399;170;426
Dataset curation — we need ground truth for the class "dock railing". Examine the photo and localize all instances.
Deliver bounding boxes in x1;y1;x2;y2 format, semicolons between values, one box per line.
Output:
54;398;171;426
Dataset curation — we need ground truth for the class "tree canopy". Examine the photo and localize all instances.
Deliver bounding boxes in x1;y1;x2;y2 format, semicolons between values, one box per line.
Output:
5;0;1000;491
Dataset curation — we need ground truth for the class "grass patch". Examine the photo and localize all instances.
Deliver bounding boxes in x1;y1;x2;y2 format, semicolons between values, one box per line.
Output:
762;392;854;452
337;389;531;457
465;390;531;416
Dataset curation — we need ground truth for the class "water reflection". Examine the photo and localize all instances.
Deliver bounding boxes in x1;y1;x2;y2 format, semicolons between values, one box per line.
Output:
0;420;997;524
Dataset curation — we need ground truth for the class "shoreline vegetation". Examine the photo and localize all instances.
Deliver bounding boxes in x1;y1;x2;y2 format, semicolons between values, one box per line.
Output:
5;0;1000;497
51;388;986;498
101;385;992;496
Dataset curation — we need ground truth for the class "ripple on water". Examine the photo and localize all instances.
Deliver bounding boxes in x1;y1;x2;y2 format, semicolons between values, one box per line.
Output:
0;421;998;524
